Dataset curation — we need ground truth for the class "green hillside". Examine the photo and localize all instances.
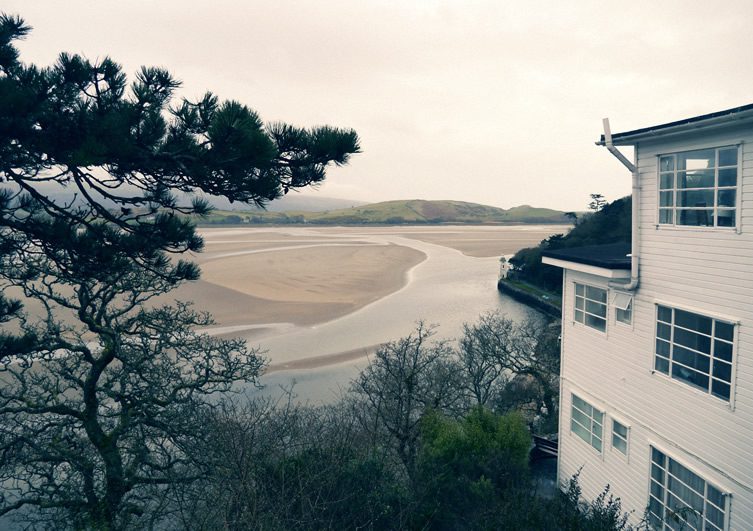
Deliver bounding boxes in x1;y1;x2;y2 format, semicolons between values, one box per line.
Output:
196;200;569;225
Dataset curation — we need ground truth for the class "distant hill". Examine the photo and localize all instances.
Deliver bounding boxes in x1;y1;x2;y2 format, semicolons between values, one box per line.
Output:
187;193;367;213
197;199;570;225
0;181;364;214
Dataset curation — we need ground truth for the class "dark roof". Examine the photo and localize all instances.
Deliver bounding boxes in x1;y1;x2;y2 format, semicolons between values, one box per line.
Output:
542;243;631;270
597;102;753;145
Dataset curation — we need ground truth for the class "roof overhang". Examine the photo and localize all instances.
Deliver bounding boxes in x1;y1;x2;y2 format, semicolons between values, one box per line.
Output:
542;256;631;279
595;103;753;146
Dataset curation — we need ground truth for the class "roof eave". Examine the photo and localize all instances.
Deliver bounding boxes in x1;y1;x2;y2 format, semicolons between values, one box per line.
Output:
595;106;753;147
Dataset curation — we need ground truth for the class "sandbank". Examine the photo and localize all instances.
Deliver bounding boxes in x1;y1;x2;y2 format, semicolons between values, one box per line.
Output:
170;243;426;328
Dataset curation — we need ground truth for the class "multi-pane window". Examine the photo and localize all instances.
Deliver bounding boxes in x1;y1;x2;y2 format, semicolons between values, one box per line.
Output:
658;146;738;228
570;394;603;452
575;284;607;332
655;305;735;400
612;291;633;325
611;420;628;455
648;447;726;531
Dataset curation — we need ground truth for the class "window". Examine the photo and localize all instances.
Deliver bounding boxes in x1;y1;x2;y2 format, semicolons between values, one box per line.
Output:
575;284;607;332
611;419;628;455
648;447;727;531
655;305;735;401
570;394;603;452
612;291;633;325
658;146;738;228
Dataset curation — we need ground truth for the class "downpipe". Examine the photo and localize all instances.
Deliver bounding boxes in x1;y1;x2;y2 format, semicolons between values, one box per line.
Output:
602;118;639;291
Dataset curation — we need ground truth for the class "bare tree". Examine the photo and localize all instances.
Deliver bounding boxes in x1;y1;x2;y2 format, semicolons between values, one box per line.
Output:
459;312;560;426
0;240;264;529
173;394;406;531
351;323;462;481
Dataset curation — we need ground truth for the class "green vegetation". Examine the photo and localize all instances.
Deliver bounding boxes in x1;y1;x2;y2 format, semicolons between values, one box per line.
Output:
194;199;571;225
508;196;632;293
178;321;644;530
0;13;358;529
0;13;644;529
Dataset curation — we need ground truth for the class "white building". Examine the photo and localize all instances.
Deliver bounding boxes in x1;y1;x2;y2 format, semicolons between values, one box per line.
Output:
542;104;753;530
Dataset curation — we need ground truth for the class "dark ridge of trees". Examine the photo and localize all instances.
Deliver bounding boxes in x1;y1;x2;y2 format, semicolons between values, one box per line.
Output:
509;196;632;293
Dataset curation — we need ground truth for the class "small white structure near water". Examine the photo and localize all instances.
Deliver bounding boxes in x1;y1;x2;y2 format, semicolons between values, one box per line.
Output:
543;104;753;530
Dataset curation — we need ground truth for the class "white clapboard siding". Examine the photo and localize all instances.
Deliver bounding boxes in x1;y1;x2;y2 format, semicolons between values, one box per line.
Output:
556;119;753;530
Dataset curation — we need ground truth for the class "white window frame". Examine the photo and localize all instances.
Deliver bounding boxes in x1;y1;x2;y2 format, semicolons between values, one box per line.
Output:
647;446;729;531
570;393;604;454
653;304;736;403
610;418;629;458
574;282;607;333
656;144;740;231
611;291;633;326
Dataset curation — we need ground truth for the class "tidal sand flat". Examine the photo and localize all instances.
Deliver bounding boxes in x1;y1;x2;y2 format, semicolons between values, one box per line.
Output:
171;228;426;330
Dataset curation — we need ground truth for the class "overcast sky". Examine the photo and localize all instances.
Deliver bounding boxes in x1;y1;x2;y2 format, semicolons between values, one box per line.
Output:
7;1;753;211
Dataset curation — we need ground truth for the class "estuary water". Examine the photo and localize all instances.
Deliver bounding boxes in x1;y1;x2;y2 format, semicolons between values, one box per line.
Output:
195;226;561;403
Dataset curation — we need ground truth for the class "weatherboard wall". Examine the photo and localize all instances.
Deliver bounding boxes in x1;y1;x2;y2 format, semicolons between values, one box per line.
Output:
557;122;753;529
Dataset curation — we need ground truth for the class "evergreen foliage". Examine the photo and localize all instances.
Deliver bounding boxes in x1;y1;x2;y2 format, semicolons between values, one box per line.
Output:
0;13;359;528
509;196;631;292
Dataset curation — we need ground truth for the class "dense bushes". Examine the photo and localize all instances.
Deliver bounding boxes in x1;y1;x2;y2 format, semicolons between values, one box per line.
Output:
168;318;643;530
509;196;632;293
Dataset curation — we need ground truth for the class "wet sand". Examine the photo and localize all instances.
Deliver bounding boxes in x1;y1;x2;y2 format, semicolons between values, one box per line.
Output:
167;226;566;347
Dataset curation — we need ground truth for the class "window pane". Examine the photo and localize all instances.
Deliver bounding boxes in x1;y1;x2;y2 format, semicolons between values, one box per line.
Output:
613;420;627;437
712;380;730;400
714;340;732;362
655;356;670;374
677;208;712;226
707;504;725;529
679;169;715;189
572;394;589;412
571;419;590;442
660;156;675;172
658;306;672;323
715;321;734;341
718;167;737;186
585;314;606;332
574;309;584;323
673;346;710;373
712;360;732;382
675;309;712;335
572;407;590;427
586;286;606;303
716;209;735;227
678;149;714;170
669;459;705;496
660;172;674;189
586;299;606;318
656;338;671;357
657;322;672;340
660;191;674;206
659;208;674;224
673;328;711;354
616;307;631;324
612;436;627;454
575;297;584;310
592;437;602;452
672;363;709;390
718;147;737;166
707;485;725;509
678;189;713;207
652;447;666;466
717;189;736;207
575;283;585;296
